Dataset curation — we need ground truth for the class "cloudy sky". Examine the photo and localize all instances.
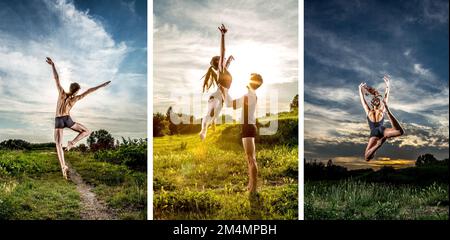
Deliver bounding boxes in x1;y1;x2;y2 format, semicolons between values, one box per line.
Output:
305;0;449;169
154;0;298;119
0;0;147;143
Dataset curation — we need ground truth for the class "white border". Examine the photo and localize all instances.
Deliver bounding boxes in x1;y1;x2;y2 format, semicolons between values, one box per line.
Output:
298;0;304;221
147;0;154;220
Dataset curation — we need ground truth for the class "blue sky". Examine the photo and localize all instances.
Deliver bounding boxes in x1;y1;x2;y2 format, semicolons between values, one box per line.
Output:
305;0;449;169
153;0;298;118
0;0;147;142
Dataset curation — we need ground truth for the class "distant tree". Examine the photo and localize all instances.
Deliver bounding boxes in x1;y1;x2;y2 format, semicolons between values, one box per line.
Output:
290;94;299;111
416;153;438;166
75;143;88;153
153;113;169;137
87;129;115;152
0;139;31;150
166;106;179;135
326;159;334;167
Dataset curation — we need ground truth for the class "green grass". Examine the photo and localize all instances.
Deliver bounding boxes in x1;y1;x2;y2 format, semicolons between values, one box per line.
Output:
66;152;147;220
154;114;298;220
0;149;146;220
305;180;449;220
0;150;80;220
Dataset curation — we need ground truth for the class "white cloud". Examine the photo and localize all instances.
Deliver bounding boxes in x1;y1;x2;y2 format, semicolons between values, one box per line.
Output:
153;0;298;116
0;0;146;142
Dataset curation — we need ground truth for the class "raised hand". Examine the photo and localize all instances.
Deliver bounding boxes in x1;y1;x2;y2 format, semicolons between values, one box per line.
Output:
218;24;228;35
359;82;367;89
383;74;390;86
102;81;111;87
46;57;54;65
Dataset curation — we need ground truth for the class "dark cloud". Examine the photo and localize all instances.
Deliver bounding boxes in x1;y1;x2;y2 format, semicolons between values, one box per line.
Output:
305;0;449;168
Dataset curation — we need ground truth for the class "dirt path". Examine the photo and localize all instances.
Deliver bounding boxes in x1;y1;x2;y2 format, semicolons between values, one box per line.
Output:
66;163;116;220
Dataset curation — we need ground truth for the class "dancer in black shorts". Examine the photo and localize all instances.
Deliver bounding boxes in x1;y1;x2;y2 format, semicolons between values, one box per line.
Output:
226;73;263;193
359;75;404;161
46;57;111;179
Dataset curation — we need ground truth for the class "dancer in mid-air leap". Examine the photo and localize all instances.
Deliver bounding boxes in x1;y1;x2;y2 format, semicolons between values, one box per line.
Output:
358;75;404;161
46;57;111;179
199;24;234;140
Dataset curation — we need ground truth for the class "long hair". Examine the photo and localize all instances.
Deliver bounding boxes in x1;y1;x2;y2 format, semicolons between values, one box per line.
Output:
201;66;218;93
201;56;220;93
363;85;379;97
363;85;382;107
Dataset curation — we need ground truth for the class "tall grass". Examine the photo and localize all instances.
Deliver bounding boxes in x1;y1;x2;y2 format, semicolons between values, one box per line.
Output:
154;114;298;220
305;180;449;220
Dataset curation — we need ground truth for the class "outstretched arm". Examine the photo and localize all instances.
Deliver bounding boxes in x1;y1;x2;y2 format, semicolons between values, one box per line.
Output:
75;81;111;101
383;75;390;105
225;55;234;69
218;24;227;72
46;57;63;93
359;83;370;115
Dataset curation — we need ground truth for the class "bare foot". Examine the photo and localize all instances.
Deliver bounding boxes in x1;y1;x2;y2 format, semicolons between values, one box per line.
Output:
63;166;70;180
66;141;75;151
199;130;206;141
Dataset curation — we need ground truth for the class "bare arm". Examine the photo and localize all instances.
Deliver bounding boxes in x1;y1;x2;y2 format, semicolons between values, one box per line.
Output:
225;55;234;69
75;81;111;101
359;83;370;114
383;75;390;105
46;57;63;93
218;24;227;72
224;91;244;109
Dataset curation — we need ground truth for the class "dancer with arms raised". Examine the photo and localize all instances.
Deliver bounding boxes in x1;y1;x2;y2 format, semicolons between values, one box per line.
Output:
47;57;111;179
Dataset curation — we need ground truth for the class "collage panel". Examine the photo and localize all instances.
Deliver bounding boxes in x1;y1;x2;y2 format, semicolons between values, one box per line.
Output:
153;0;299;220
304;0;449;220
0;0;147;220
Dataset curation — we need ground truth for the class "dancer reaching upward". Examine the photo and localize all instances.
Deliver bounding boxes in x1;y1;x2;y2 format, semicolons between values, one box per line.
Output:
199;24;234;140
359;75;404;161
46;57;111;179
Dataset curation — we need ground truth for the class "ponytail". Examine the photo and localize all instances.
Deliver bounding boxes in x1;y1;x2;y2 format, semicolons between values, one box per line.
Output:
201;66;218;93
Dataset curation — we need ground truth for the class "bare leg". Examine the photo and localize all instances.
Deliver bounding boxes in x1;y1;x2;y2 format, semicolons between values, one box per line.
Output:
67;123;91;150
200;97;221;140
54;129;68;179
383;104;405;138
242;137;258;193
364;137;385;161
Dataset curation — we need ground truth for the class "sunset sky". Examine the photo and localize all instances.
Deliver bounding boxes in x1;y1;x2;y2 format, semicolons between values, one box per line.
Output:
154;0;298;119
305;0;449;169
0;0;147;142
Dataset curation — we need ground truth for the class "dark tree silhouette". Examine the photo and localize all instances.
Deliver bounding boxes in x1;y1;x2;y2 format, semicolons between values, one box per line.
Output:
153;113;169;137
290;94;299;111
87;129;115;152
166;106;179;135
0;139;31;150
416;153;438;166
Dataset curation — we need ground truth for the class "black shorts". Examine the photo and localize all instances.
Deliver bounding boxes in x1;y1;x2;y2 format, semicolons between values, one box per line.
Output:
55;116;75;129
369;125;385;138
241;124;257;138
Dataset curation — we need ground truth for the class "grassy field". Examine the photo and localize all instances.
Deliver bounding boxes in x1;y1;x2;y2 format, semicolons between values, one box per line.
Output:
153;115;298;220
0;149;146;220
305;180;449;220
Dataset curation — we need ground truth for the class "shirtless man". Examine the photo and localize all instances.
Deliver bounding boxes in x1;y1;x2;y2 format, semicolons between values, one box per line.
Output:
46;57;111;179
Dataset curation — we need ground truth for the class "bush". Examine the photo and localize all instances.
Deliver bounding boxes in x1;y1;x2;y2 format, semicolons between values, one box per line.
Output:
87;130;115;152
94;138;147;171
